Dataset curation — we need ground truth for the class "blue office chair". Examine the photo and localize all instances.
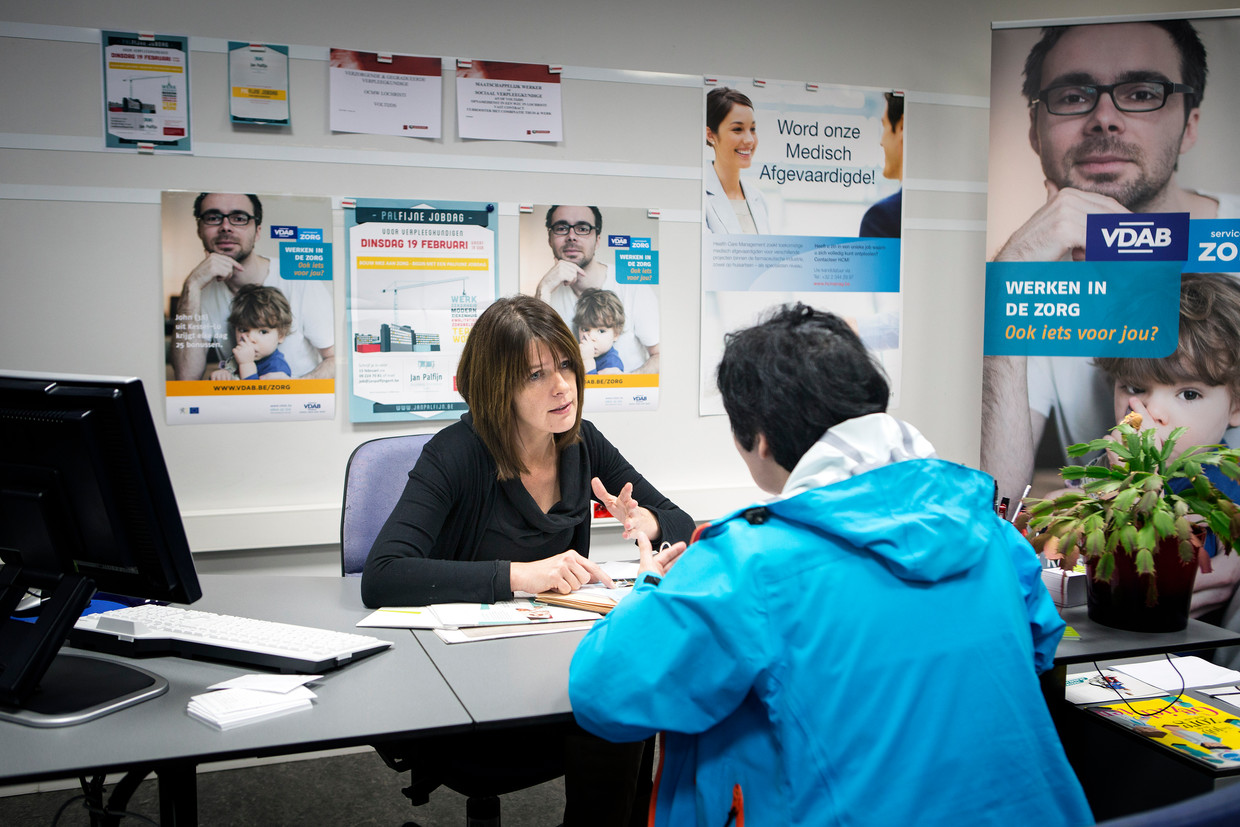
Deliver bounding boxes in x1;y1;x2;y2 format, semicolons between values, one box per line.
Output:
341;433;433;577
1096;781;1240;826
340;434;565;825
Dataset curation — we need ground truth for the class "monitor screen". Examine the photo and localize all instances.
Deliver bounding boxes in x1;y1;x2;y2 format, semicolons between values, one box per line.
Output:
0;371;200;718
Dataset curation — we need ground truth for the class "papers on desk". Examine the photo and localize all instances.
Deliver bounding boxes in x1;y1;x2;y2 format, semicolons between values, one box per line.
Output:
187;674;320;730
358;598;598;631
1066;658;1240;706
1111;657;1240;692
1065;670;1166;705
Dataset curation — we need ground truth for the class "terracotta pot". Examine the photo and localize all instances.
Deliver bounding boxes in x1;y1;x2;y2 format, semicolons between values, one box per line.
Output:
1085;537;1198;632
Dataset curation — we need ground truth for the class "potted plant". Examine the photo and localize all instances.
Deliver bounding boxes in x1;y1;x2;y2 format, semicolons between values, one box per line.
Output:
1025;413;1240;632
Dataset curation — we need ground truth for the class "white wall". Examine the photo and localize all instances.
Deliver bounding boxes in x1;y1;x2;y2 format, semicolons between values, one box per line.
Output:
0;0;1232;573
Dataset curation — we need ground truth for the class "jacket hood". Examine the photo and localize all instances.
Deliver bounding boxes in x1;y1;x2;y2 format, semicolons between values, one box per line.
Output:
764;414;996;583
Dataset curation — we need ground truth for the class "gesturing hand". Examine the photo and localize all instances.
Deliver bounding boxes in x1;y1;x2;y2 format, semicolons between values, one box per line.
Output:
634;531;687;579
510;550;614;595
591;477;650;539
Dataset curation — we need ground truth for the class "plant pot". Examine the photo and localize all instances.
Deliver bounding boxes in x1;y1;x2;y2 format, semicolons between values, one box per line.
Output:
1085;537;1199;632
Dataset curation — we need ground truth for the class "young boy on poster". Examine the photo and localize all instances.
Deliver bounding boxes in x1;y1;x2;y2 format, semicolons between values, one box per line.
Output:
210;285;293;381
573;288;625;375
1094;273;1240;621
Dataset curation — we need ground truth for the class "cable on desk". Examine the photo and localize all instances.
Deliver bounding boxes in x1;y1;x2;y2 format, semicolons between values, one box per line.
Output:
1091;654;1186;716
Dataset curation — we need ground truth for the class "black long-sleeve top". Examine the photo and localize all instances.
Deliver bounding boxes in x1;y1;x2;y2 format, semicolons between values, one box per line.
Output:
360;415;695;607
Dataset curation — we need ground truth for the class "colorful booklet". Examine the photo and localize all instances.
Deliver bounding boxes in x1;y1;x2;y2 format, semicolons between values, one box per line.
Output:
1089;695;1240;768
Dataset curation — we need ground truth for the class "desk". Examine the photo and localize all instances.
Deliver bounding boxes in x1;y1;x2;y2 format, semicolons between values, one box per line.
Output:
0;575;472;826
1048;608;1240;819
413;627;584;727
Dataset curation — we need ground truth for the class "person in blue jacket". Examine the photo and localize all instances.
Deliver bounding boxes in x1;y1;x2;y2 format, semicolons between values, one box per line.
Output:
570;303;1094;827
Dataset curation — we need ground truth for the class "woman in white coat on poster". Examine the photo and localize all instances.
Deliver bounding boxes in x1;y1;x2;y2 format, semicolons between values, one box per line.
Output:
704;86;771;234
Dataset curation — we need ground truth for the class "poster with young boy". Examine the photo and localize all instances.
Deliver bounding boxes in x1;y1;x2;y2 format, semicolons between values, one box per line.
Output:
979;14;1240;509
518;204;660;412
346;198;498;421
162;191;335;424
699;76;903;416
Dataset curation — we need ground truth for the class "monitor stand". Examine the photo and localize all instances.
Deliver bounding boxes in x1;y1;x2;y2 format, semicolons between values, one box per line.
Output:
0;650;168;728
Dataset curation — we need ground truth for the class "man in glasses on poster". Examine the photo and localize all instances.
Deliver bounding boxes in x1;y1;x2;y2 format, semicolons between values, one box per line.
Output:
982;19;1240;503
170;192;335;382
534;204;660;374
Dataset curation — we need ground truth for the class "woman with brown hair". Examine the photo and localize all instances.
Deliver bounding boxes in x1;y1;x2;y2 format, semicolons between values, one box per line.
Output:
361;293;693;607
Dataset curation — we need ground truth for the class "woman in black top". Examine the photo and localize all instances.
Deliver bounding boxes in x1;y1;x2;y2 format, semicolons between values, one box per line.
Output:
360;295;692;826
362;294;692;607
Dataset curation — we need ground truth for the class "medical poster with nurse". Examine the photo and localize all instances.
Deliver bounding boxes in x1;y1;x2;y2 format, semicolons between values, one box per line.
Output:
346;198;498;422
699;76;903;415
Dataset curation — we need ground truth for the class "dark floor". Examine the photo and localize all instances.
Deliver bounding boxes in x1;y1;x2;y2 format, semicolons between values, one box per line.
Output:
0;749;566;826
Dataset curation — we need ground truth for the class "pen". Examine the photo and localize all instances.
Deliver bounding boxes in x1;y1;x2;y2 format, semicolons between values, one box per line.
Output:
1011;484;1032;523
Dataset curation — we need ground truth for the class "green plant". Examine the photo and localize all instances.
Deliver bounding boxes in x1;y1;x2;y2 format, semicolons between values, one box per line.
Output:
1026;419;1240;586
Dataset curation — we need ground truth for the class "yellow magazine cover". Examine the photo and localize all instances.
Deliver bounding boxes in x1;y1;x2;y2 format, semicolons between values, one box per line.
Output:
1090;696;1240;768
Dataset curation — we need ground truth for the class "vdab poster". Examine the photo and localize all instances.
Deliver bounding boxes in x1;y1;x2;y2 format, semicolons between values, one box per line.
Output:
980;15;1240;506
699;77;903;415
518;204;661;411
162;191;335;424
346;199;498;421
101;30;191;152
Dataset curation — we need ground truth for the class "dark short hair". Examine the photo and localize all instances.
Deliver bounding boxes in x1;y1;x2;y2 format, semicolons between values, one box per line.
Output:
1022;20;1207;115
706;86;755;145
227;284;292;335
1096;273;1240;402
884;92;904;128
544;205;603;236
456;295;584;480
573;288;625;334
193;192;264;225
717;303;889;472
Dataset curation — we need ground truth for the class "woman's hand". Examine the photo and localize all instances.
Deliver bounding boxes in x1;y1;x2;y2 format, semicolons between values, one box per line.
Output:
510;550;613;595
634;531;687;579
591;477;659;541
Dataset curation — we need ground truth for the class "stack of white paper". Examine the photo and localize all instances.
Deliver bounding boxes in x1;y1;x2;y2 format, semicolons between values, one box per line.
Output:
187;674;320;730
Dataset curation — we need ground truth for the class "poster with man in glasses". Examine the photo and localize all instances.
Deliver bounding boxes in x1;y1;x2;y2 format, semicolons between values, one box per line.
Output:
519;204;661;411
980;16;1240;507
162;190;335;424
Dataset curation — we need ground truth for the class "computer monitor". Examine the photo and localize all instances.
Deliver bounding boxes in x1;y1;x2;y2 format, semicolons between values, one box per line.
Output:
0;371;201;726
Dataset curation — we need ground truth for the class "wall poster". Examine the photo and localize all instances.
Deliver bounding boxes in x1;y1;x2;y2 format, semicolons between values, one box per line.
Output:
102;30;191;152
162;191;335;424
699;76;904;415
346;198;498;421
980;15;1240;506
518;204;661;412
228;42;291;126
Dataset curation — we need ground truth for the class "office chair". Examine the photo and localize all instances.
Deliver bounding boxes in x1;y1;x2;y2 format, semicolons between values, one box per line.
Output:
1095;780;1240;826
340;434;565;825
341;434;433;577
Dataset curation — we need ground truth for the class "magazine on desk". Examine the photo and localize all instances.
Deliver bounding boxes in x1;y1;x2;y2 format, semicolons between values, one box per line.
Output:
1088;695;1240;769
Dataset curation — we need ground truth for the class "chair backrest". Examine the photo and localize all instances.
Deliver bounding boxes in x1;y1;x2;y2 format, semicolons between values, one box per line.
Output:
1096;781;1240;827
340;434;433;577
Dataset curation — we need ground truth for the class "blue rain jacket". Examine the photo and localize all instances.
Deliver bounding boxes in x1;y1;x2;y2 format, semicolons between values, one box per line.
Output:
570;414;1093;827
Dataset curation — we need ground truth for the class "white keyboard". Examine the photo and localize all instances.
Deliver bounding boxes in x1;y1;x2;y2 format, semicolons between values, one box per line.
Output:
72;603;391;673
